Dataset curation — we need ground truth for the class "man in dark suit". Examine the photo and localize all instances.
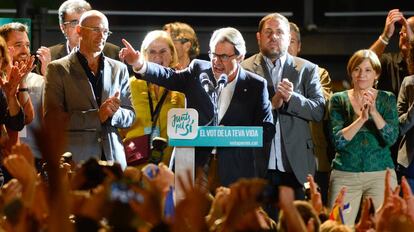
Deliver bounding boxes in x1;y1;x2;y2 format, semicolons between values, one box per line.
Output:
44;10;135;170
242;13;325;200
36;0;120;75
120;27;275;186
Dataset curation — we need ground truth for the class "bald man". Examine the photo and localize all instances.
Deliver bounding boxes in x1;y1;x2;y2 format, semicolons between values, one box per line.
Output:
44;10;135;169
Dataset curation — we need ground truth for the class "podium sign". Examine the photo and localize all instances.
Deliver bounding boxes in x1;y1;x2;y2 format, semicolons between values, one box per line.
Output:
167;108;263;202
170;126;262;147
167;108;262;147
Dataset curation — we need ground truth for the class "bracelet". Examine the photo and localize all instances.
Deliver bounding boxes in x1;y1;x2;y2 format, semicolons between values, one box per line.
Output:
18;88;29;92
379;35;389;45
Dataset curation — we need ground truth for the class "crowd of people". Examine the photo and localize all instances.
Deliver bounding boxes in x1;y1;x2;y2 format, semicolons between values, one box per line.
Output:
1;0;414;230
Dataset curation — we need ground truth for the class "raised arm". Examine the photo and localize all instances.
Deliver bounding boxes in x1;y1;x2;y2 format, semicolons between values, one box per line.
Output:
369;9;404;57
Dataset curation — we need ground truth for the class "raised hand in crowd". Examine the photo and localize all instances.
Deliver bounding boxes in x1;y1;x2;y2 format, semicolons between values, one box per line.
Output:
10;143;35;167
173;170;210;232
142;163;174;196
278;186;308;232
401;176;414;223
3;155;37;206
219;178;270;232
206;186;231;229
129;178;164;229
307;174;323;215
355;197;376;232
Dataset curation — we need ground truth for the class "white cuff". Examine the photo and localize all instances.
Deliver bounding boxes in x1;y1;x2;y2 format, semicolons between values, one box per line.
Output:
133;61;147;74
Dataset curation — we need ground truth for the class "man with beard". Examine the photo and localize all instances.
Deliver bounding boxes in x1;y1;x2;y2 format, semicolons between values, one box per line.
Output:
241;13;325;205
0;22;41;168
44;10;135;169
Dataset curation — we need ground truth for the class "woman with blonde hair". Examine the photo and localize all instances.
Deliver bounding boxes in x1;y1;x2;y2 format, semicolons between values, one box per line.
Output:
328;49;399;225
121;30;185;167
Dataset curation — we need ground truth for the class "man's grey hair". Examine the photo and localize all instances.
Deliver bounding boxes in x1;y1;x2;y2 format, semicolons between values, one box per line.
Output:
209;27;246;57
58;0;92;25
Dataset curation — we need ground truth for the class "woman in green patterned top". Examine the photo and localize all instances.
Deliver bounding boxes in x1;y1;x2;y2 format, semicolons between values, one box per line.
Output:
328;49;399;226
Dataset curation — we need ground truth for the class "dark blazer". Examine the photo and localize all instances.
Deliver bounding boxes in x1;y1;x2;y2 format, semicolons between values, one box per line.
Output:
44;51;135;169
242;53;325;184
136;59;275;186
397;75;414;176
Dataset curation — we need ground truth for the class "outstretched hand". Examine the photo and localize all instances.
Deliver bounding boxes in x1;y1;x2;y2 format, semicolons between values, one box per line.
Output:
119;39;143;70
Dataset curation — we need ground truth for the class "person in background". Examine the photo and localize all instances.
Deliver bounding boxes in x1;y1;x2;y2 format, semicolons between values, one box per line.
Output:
163;21;200;69
328;49;399;225
120;27;275;187
0;22;43;169
288;21;333;205
36;0;121;76
120;30;185;166
396;40;414;192
369;9;414;96
369;9;414;180
44;10;135;169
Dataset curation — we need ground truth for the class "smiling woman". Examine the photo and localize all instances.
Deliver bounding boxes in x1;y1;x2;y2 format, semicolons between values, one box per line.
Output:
328;49;399;226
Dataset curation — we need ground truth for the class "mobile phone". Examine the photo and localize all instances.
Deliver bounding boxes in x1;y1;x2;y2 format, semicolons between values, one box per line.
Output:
110;181;144;204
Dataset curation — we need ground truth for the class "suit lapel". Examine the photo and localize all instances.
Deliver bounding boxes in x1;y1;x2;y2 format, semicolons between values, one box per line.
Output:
101;58;112;104
68;53;99;108
253;54;275;97
282;54;298;85
220;68;247;124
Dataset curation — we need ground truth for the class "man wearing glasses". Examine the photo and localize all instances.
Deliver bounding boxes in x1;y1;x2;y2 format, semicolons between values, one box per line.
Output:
36;0;120;75
120;27;275;187
44;10;135;170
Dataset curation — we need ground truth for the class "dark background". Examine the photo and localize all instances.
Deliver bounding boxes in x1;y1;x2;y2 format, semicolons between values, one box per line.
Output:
1;0;413;84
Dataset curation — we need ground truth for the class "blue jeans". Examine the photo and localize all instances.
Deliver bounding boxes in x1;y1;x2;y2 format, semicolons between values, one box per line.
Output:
406;177;414;192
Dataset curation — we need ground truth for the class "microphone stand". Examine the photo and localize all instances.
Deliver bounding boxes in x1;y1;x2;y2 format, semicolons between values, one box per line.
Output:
212;90;219;126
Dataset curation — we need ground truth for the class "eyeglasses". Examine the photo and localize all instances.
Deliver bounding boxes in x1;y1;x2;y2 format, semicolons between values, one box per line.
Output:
80;26;112;37
63;20;79;28
173;38;190;44
208;51;236;62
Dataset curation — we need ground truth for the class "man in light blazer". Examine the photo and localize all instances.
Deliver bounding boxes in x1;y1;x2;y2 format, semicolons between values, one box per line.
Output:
44;10;135;169
120;27;275;186
242;13;325;200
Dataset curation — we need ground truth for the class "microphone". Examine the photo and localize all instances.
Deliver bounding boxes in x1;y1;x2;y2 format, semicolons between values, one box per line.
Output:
216;73;228;95
200;72;213;94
